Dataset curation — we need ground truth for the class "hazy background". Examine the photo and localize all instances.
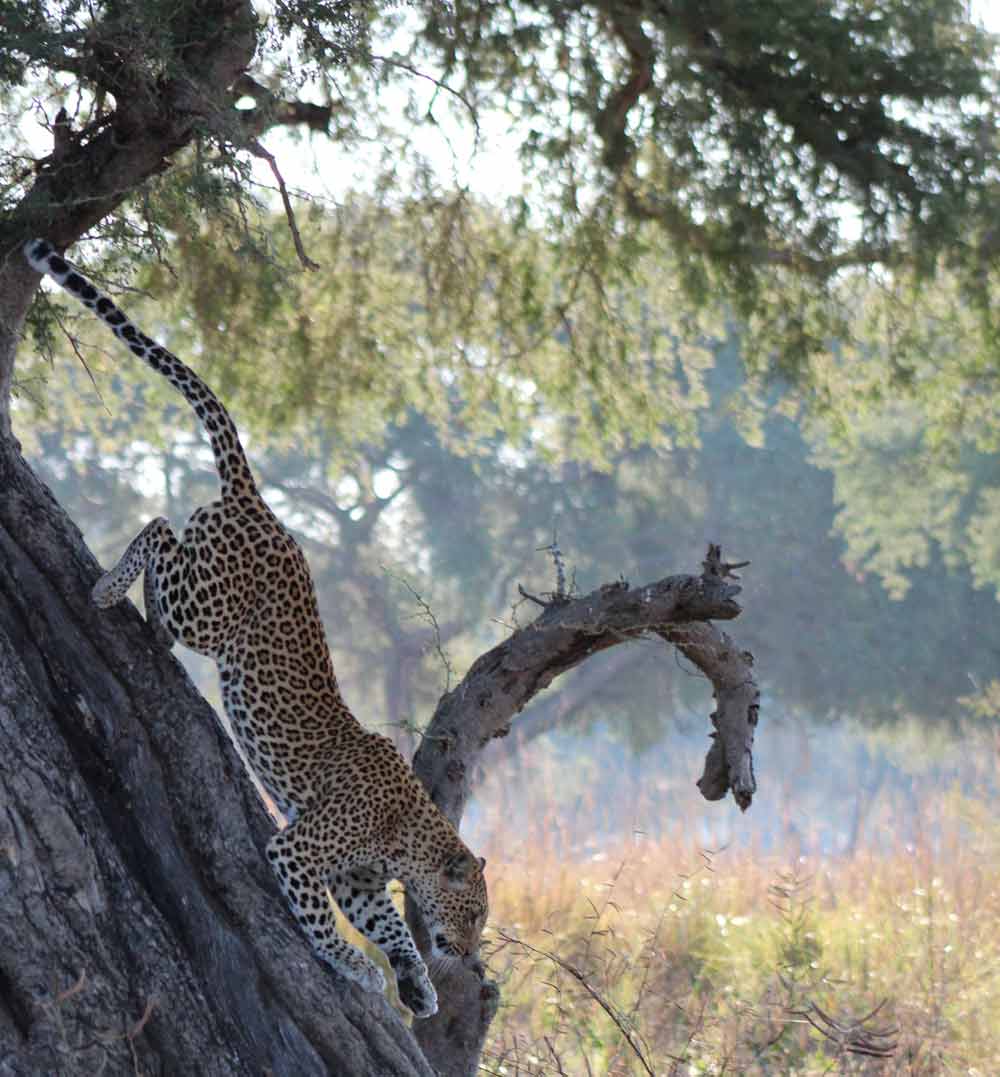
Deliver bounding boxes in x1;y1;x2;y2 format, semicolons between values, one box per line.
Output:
18;334;999;865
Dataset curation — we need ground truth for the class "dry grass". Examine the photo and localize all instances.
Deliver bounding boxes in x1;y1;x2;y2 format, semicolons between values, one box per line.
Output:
475;789;1000;1075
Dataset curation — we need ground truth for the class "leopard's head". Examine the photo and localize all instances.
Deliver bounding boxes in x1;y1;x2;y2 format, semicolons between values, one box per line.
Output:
422;847;488;961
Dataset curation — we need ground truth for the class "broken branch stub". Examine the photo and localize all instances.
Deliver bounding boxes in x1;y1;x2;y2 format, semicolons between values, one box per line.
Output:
660;621;759;811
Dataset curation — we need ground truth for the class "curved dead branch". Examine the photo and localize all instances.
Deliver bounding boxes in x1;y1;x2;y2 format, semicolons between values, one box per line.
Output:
408;543;760;1067
414;543;757;825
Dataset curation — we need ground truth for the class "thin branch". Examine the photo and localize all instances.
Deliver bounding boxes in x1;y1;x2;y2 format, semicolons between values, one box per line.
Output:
231;74;335;135
381;566;455;693
244;139;320;271
495;930;659;1077
537;534;570;600
369;54;480;148
787;997;898;1059
49;305;112;416
516;583;550;608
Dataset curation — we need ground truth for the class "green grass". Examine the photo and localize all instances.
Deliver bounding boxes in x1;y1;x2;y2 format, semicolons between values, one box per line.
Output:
477;789;1000;1075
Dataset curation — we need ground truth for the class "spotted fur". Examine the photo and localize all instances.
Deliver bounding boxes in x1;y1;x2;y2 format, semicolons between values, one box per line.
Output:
24;238;487;1016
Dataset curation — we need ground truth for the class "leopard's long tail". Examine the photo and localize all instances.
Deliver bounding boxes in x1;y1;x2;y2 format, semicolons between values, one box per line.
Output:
24;239;257;501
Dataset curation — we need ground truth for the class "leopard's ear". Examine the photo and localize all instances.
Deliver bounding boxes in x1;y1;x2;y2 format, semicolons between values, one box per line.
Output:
441;849;480;890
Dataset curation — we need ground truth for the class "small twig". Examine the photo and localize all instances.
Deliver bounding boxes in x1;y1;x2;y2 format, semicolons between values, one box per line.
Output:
517;583;550;608
369;54;481;147
128;996;156;1041
703;542;750;580
496;929;660;1077
125;997;157;1074
246;139;320;270
55;969;87;1004
537;534;568;599
50;306;112;416
383;566;454;691
787;997;898;1059
517;536;574;610
52;106;72;162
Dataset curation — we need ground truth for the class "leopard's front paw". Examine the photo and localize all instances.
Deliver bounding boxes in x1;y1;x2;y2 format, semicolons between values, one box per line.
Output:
395;959;438;1019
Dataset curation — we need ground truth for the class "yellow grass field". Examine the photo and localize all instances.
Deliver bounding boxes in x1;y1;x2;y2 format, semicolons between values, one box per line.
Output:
474;789;1000;1075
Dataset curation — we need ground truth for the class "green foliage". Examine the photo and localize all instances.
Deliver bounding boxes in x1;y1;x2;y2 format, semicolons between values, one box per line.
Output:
19;312;1000;732
5;0;1000;389
405;0;1000;361
21;198;715;465
268;0;372;68
799;265;1000;600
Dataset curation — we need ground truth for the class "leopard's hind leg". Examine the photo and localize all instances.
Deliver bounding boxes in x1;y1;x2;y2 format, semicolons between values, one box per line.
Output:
94;512;237;655
94;517;184;648
92;517;179;610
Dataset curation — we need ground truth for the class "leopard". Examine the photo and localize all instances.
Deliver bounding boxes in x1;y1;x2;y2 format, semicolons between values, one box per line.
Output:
24;238;488;1019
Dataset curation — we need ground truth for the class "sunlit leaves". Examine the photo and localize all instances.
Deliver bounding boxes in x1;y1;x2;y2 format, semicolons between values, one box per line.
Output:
33;194;714;468
801;263;1000;599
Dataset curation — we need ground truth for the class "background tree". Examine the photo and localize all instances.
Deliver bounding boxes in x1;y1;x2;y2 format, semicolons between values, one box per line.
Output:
2;1;998;1075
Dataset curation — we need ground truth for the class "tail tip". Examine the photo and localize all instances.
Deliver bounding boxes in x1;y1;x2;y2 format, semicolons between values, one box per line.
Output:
24;238;56;272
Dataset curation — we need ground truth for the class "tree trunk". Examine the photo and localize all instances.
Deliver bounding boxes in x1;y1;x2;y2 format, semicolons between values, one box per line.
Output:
0;440;437;1076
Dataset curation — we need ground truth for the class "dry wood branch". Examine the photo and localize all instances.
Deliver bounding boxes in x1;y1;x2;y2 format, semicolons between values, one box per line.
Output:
231;75;335;135
659;622;758;811
414;547;750;827
246;140;320;271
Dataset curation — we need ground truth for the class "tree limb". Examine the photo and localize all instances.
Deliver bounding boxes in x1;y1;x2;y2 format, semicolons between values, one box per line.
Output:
231;74;337;135
415;549;749;825
407;544;759;1068
658;622;758;810
594;2;655;171
498;645;649;754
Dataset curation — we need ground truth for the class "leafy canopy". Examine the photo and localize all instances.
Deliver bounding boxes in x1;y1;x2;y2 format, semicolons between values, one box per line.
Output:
6;0;999;386
9;0;1000;618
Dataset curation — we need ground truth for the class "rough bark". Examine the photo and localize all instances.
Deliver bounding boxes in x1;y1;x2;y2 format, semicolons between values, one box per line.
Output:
408;556;759;1075
0;442;435;1077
